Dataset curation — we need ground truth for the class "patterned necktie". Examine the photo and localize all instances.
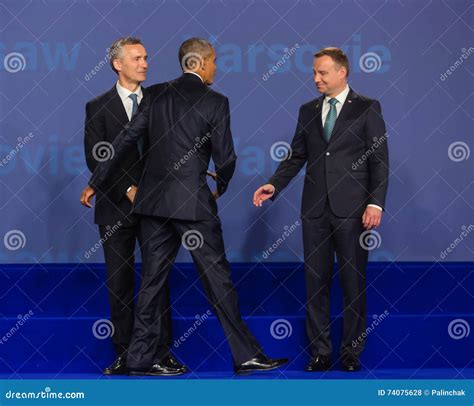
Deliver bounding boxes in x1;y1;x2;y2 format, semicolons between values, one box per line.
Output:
323;98;338;142
128;93;144;157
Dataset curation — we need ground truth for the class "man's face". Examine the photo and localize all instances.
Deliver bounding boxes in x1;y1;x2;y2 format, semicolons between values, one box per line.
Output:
202;48;217;85
313;55;346;96
114;44;148;83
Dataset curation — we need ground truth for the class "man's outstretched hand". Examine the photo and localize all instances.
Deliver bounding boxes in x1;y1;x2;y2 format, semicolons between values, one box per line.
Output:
253;184;276;207
80;186;96;208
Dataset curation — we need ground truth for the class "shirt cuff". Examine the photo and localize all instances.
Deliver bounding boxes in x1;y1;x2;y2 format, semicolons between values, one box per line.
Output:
367;204;383;211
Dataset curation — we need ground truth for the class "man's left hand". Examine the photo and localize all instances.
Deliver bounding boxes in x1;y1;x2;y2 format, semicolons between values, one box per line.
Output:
362;206;382;229
80;186;96;208
207;171;220;199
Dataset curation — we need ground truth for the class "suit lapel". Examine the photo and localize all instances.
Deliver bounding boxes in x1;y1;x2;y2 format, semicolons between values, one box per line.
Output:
328;88;359;144
313;96;326;143
107;86;129;126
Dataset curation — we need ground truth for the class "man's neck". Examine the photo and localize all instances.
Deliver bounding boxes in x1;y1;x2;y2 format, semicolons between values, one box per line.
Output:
118;77;140;93
184;71;204;83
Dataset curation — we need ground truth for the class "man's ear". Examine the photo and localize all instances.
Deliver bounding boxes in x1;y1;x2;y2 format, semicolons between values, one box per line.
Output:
112;58;122;73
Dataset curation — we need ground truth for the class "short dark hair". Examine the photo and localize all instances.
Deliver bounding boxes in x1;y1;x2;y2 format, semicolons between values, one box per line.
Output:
314;47;350;77
108;37;144;74
178;38;213;71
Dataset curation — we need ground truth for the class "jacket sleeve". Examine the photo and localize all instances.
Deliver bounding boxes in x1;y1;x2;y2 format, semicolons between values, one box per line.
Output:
268;106;308;199
365;100;389;210
209;97;237;196
84;101;135;202
88;96;150;193
84;101;104;174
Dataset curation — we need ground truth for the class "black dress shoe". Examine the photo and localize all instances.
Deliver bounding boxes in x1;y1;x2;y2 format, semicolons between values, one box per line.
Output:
129;362;187;377
342;357;361;372
234;355;288;374
103;356;128;375
305;355;331;372
161;354;188;373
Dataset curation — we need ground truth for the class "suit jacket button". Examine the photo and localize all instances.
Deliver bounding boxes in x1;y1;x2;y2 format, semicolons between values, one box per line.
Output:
326;152;330;156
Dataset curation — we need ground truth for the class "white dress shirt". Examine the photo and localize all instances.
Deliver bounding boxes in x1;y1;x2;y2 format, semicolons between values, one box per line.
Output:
321;84;350;127
115;81;143;193
321;84;382;212
116;81;143;121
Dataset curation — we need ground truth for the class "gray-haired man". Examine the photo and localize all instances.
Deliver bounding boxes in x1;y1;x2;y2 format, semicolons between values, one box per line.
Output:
83;37;182;375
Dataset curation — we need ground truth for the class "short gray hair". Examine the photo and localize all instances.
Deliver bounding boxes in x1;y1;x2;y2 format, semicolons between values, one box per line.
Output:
178;38;213;71
108;37;144;74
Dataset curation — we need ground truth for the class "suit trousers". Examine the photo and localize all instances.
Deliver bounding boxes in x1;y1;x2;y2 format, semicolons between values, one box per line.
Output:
126;215;262;369
99;220;171;357
302;200;368;361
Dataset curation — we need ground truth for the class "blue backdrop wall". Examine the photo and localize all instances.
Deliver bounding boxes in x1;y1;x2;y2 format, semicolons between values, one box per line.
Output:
0;0;472;263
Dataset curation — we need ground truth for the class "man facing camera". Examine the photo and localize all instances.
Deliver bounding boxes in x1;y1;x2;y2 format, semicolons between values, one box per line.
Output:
253;47;389;372
81;38;288;376
83;37;177;375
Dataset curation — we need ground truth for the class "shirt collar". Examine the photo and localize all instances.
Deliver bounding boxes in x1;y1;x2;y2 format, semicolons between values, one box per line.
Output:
324;84;350;105
183;71;204;83
116;81;143;101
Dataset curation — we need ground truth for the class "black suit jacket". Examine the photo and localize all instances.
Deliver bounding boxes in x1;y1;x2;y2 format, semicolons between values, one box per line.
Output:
89;73;237;221
84;86;145;226
269;88;389;219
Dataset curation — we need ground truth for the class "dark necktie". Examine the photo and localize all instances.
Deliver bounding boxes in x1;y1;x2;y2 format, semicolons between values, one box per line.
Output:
323;98;338;142
128;93;144;157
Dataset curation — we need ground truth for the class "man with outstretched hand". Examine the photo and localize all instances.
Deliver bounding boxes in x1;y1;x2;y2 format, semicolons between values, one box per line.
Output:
81;38;288;376
253;47;389;373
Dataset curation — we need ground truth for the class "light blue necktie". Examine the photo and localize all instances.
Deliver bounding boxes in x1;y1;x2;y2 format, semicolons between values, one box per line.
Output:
128;93;144;157
128;93;139;117
323;98;338;142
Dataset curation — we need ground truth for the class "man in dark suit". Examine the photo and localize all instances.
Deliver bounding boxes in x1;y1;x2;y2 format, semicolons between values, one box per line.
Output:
81;38;287;376
253;48;389;372
83;37;178;375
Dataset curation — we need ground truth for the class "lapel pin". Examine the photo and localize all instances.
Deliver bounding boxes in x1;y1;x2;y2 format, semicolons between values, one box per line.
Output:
348;99;352;103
